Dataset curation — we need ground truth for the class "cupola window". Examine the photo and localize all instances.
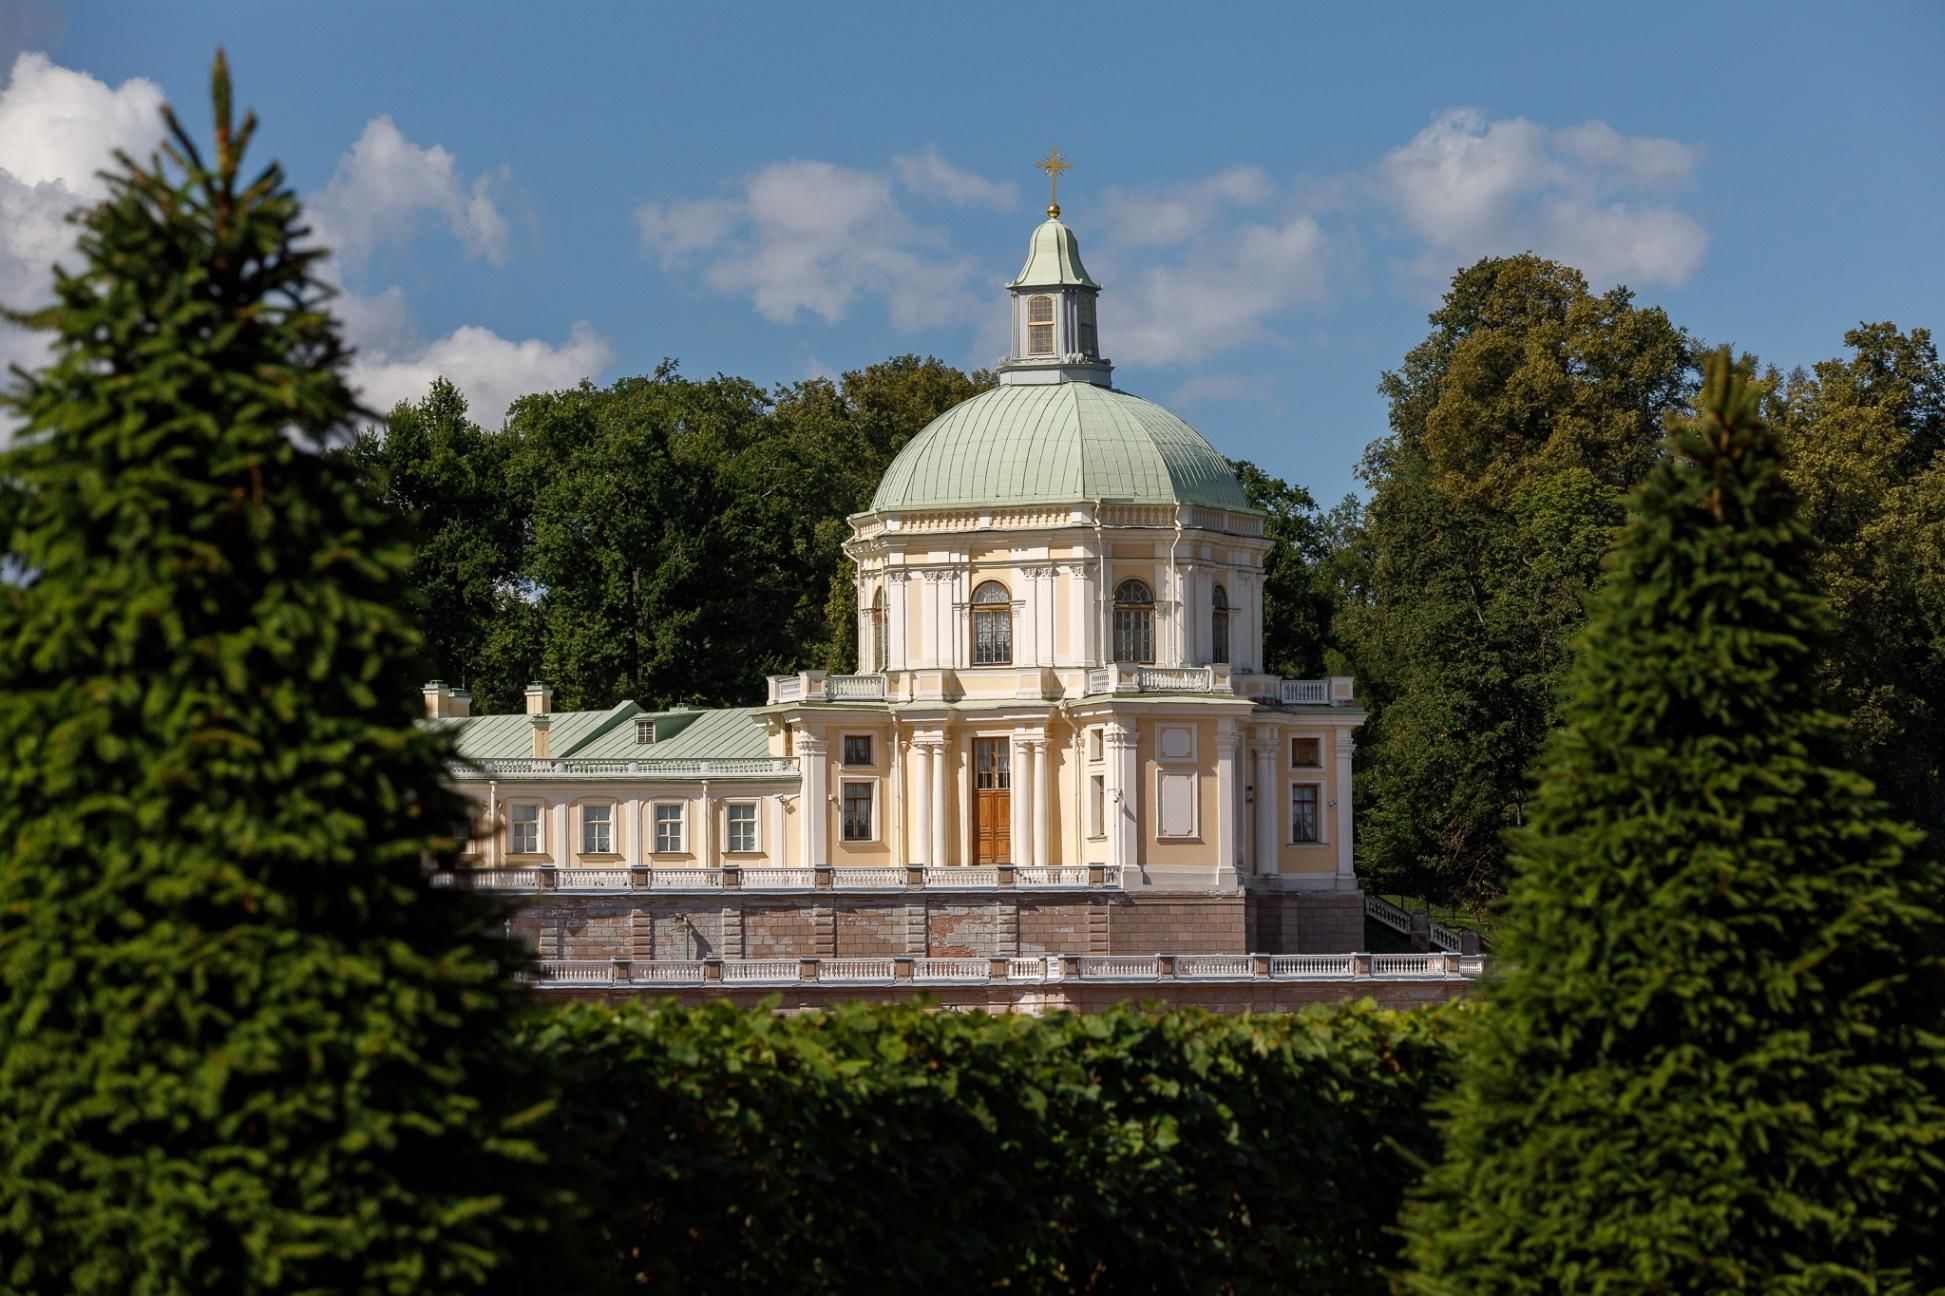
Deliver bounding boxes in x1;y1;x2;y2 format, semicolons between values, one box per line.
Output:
971;580;1013;665
1113;579;1155;664
1077;295;1097;357
870;587;888;672
1027;295;1055;356
1211;584;1230;665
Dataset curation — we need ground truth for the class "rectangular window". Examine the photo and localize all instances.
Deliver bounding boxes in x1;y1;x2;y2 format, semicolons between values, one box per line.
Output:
653;802;684;854
843;734;873;766
581;803;613;855
842;782;875;841
1290;784;1320;844
1088;728;1103;762
1089;774;1106;838
1028;324;1054;355
726;803;758;853
1291;736;1321;767
509;804;540;854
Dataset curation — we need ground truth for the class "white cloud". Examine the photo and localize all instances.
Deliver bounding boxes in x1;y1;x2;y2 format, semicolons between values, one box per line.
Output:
892;148;1017;208
339;287;612;425
636;157;980;329
1106;211;1332;367
1167;372;1278;406
1100;166;1274;247
306;114;511;272
1379;108;1706;288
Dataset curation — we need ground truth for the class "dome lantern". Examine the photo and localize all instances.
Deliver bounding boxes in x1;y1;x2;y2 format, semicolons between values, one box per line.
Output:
1001;148;1111;388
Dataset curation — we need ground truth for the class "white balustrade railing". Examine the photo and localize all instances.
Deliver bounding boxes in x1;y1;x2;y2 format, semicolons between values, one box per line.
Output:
631;961;706;986
1007;957;1053;982
466;869;542;891
1269;954;1355;980
1428;921;1462;952
738;867;817;890
1135;666;1213;693
535;959;614;986
1176;954;1253;979
456;757;798;779
913;957;988;982
1079;955;1160;980
1279;678;1330;705
1372;953;1445;977
1365;894;1413;934
821;958;896;982
557;868;630;891
1085;668;1113;694
773;677;805;703
1457;954;1488;977
826;674;888;701
722;959;801;984
1015;866;1091;888
429;872;457;888
832;867;905;890
924;866;998;889
647;868;724;891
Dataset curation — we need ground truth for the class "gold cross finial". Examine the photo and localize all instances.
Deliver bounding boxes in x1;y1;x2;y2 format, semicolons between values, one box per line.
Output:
1036;146;1071;218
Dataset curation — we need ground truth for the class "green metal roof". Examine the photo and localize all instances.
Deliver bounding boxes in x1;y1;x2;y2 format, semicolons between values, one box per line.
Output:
427;704;767;761
1008;216;1099;289
868;381;1251;513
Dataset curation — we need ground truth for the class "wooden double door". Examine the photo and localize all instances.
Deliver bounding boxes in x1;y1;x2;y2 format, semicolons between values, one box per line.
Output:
973;737;1011;866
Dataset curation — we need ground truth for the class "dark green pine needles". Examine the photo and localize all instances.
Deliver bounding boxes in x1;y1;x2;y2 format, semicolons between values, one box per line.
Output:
1402;352;1945;1291
0;54;561;1294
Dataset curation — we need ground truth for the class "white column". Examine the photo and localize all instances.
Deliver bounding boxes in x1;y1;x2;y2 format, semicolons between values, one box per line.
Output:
1215;723;1238;877
913;739;933;866
1335;730;1356;885
797;731;827;869
1033;738;1051;871
889;572;910;672
1105;720;1138;875
698;783;713;870
930;737;949;868
625;796;643;868
1012;735;1031;868
1254;744;1277;877
554;802;570;867
771;794;787;866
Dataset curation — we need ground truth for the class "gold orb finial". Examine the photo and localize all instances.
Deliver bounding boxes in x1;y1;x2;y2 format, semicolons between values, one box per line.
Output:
1035;146;1071;218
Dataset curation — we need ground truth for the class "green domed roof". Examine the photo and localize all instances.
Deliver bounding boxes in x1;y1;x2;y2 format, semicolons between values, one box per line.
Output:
869;382;1251;513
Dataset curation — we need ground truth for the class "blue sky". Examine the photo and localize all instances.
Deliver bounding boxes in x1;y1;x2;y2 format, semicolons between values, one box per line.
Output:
2;1;1940;502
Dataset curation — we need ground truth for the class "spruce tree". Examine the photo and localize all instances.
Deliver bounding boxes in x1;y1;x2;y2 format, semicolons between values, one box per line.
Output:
1402;351;1945;1291
0;54;561;1293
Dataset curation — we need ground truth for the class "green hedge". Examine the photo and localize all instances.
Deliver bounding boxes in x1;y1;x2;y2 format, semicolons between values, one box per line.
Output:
524;999;1459;1294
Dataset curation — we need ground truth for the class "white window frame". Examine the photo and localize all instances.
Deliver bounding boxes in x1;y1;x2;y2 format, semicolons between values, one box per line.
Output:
580;801;616;856
651;800;687;855
1289;780;1325;846
841;732;876;768
840;778;879;844
1026;294;1055;355
1087;727;1104;763
1154;769;1200;841
1088;773;1107;840
1290;735;1322;769
725;800;760;855
508;802;543;856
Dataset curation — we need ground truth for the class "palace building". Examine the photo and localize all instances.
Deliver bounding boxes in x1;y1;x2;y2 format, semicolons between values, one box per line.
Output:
428;183;1393;995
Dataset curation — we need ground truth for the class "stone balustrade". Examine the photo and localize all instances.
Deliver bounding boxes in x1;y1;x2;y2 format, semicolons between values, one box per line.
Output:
447;863;1127;894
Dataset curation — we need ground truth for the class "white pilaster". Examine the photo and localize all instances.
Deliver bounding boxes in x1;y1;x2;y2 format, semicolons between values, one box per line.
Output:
1215;723;1239;876
1253;743;1277;877
889;571;911;672
1032;737;1051;871
625;796;642;867
1105;720;1138;876
554;802;570;868
698;783;714;869
1335;730;1356;885
1012;734;1032;868
797;731;827;869
913;739;934;866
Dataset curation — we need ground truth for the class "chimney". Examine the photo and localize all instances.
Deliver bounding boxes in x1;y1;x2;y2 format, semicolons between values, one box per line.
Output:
423;680;453;718
448;688;472;718
525;683;554;716
530;714;552;759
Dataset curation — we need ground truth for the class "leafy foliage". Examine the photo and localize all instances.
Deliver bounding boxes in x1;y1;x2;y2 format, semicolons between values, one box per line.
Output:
529;998;1459;1295
352;356;990;713
1342;254;1697;902
1768;322;1945;839
1401;353;1945;1291
1231;459;1345;676
0;54;562;1293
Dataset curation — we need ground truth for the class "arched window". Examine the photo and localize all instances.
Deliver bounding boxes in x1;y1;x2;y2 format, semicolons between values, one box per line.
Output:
1113;579;1155;664
1211;583;1230;665
870;587;888;673
1027;295;1055;356
971;581;1013;665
